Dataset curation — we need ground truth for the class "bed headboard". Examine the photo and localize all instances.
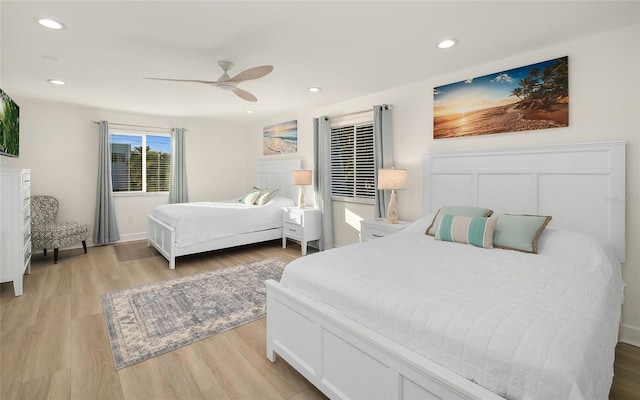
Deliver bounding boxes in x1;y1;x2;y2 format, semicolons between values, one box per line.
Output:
423;141;626;262
257;159;302;201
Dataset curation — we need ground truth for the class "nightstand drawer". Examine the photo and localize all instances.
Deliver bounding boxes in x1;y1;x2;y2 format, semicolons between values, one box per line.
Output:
361;230;388;241
284;222;303;239
360;218;411;242
284;212;303;225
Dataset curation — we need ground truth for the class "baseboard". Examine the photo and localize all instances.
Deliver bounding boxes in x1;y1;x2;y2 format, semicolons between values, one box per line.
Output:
115;232;148;243
620;323;640;347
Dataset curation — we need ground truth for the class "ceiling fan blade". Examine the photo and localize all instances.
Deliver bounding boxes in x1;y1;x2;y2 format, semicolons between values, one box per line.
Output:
143;77;218;85
230;65;273;83
232;88;258;102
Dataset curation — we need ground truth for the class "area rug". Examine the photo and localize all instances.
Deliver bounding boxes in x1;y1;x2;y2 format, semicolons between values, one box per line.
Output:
113;241;159;262
101;257;287;369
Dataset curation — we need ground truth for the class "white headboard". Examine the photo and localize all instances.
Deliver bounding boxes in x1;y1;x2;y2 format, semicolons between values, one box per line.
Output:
423;141;626;262
257;159;302;201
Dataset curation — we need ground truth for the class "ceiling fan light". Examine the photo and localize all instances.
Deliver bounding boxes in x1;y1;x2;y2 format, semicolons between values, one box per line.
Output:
216;82;237;91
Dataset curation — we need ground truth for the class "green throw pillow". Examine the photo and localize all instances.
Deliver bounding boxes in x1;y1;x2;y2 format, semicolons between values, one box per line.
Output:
492;213;552;254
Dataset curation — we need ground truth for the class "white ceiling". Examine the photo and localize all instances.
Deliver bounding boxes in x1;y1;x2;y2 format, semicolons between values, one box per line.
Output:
2;1;639;124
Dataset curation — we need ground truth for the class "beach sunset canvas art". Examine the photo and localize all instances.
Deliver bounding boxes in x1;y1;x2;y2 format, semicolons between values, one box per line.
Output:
263;120;297;155
434;57;568;139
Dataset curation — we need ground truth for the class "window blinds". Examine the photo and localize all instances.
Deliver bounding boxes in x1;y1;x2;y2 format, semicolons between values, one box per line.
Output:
330;122;375;202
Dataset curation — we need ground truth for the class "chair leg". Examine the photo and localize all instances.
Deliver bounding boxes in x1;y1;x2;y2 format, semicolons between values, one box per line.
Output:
82;240;87;254
54;248;59;264
44;249;47;256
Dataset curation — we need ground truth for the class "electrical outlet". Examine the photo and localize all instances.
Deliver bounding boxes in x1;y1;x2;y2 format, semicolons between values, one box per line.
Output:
127;216;134;223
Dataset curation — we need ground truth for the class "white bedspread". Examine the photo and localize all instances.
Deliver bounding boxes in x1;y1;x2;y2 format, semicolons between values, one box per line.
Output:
280;217;624;400
151;196;294;248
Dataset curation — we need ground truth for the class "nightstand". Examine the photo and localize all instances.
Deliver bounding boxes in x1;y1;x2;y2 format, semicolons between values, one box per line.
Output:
360;218;411;242
282;208;321;255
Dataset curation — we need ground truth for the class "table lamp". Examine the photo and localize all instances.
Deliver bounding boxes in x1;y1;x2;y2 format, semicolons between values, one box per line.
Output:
292;170;312;208
377;168;407;224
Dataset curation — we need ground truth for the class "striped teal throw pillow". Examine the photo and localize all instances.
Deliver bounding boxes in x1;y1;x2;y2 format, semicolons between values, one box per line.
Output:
435;214;498;249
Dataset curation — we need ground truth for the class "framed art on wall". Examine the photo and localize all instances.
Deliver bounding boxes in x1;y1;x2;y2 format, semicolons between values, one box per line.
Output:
434;57;568;139
263;120;298;155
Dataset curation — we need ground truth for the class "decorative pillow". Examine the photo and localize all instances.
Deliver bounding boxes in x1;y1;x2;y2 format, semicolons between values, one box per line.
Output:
426;206;493;236
435;214;498;249
492;213;552;254
240;188;261;205
255;189;279;206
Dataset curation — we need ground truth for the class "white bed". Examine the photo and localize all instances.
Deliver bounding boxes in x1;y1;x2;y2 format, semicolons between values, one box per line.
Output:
148;159;301;269
265;141;626;400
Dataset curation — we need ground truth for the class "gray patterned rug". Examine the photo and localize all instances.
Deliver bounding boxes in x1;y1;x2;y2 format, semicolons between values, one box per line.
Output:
101;257;287;369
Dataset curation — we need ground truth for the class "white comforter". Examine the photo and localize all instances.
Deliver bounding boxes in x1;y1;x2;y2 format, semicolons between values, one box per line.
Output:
151;196;294;247
280;217;624;400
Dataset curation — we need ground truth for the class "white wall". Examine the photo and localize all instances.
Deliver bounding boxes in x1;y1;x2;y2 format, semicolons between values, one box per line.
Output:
247;24;640;345
1;99;250;243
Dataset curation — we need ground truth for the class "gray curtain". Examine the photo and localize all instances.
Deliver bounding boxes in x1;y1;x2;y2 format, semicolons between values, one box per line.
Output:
314;116;334;251
169;127;188;204
94;120;120;245
373;105;394;219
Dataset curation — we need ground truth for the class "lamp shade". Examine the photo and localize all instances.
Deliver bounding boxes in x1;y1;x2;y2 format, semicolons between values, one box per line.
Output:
292;170;312;185
377;168;407;190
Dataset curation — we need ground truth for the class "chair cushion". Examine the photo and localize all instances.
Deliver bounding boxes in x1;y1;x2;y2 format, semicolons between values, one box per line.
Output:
31;222;89;249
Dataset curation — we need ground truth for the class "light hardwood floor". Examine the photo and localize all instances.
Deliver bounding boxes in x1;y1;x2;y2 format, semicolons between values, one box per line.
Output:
1;241;638;399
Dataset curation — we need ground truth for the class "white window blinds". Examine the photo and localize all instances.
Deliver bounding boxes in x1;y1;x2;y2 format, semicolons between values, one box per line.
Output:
330;122;375;202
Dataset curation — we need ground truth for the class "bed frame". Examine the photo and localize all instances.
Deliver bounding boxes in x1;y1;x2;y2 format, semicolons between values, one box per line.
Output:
148;159;301;269
266;141;626;399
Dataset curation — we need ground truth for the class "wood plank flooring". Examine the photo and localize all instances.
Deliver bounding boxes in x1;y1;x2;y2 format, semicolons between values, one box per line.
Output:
1;241;326;400
1;240;638;399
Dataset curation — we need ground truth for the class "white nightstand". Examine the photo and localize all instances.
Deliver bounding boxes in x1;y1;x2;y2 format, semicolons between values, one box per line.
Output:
282;208;322;255
360;218;411;242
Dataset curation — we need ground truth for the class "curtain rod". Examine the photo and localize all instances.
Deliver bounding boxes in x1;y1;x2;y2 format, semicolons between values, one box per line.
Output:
91;121;180;131
326;105;392;120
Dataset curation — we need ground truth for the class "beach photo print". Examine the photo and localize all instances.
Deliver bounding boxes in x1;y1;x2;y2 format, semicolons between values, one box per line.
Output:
433;56;568;139
263;120;298;155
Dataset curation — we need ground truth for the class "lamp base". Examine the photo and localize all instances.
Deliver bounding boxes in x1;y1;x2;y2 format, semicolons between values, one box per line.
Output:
298;186;306;208
387;190;399;224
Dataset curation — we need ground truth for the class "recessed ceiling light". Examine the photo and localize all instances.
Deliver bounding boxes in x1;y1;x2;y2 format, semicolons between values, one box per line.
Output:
308;87;321;92
437;39;458;49
47;79;66;85
246;110;255;114
36;18;66;30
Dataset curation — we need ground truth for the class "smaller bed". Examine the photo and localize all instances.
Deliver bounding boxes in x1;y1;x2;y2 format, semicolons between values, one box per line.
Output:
148;159;301;269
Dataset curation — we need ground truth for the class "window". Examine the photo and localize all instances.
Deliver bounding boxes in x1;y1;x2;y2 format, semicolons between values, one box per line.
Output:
110;132;171;193
330;122;375;203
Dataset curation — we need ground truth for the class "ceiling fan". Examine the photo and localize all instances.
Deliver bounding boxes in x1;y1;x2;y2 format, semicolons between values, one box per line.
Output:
143;60;273;102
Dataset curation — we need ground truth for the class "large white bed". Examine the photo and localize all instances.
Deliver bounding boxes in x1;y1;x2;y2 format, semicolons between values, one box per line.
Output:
148;159;301;269
265;141;626;400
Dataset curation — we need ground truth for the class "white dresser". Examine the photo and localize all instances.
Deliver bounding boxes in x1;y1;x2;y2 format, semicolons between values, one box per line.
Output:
0;169;32;296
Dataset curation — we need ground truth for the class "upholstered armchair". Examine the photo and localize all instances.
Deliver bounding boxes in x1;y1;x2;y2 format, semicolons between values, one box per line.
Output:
31;195;88;264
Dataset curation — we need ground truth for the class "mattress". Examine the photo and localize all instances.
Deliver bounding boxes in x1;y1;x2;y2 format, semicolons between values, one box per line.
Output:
151;195;294;247
280;216;624;400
